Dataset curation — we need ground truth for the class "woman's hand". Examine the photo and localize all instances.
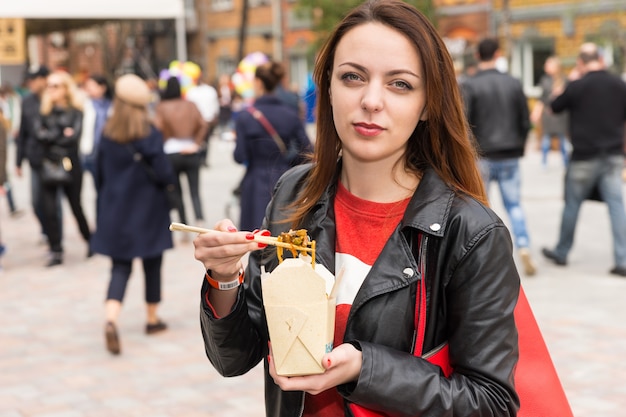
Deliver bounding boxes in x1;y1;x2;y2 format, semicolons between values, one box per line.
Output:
193;219;265;278
63;127;75;137
268;343;363;395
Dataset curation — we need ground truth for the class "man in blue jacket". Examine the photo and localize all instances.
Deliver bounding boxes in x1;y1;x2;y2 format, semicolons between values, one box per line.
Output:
462;38;536;276
542;43;626;277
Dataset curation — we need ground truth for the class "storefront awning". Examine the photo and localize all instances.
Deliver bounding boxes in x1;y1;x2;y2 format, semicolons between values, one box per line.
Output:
0;0;187;63
0;0;184;20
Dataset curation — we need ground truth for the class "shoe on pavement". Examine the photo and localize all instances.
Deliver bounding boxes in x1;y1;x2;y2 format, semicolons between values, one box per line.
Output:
609;266;626;277
46;252;63;267
518;248;536;276
146;319;167;335
541;248;567;266
105;322;121;355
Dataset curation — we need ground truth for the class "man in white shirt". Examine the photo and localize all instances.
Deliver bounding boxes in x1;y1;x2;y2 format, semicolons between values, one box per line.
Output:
186;70;220;166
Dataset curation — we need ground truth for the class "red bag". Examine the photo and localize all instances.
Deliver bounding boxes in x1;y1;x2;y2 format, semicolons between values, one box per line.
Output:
350;235;573;417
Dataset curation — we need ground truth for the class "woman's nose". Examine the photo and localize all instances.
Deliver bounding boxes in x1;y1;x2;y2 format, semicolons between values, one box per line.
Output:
360;86;383;113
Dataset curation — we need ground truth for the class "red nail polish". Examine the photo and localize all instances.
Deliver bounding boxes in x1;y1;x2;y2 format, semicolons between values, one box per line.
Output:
252;229;260;234
326;358;332;367
258;243;268;249
267;355;271;364
261;230;271;236
245;233;255;240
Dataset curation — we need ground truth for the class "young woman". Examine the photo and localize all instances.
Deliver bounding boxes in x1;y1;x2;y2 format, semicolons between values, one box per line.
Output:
191;1;520;415
90;74;176;355
35;70;91;267
233;60;312;231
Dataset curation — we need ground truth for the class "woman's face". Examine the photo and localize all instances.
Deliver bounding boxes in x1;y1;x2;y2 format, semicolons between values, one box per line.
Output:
84;78;106;99
46;74;68;105
329;22;426;165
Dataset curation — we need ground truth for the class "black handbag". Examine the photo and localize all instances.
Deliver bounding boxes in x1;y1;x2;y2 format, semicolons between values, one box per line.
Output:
40;157;73;185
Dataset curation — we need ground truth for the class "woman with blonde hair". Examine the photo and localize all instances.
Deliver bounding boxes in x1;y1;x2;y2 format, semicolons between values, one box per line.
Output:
34;70;91;267
91;74;175;355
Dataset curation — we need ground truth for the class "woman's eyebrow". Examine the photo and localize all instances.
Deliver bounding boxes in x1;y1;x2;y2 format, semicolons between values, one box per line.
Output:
337;62;420;79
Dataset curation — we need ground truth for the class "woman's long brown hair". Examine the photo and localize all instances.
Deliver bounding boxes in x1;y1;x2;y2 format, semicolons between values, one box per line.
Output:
287;0;487;226
102;98;151;143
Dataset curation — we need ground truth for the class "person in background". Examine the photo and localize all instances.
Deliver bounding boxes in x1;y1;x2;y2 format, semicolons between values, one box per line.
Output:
542;43;626;277
190;1;520;415
0;84;21;141
0;90;23;218
91;74;175;355
0;108;8;266
302;73;318;142
462;37;536;276
186;68;220;166
233;60;313;231
531;56;570;168
154;76;208;230
15;65;61;243
80;74;113;177
34;70;92;267
217;73;233;140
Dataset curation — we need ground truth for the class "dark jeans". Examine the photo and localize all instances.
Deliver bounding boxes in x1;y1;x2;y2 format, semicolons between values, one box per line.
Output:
553;155;626;267
40;168;91;253
167;152;204;224
106;255;163;303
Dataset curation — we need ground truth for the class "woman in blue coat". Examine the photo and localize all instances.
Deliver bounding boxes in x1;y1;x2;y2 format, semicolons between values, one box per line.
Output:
90;74;175;355
233;61;312;231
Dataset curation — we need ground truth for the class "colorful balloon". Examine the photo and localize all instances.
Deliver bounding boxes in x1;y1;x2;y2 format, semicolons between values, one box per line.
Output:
158;60;202;98
232;52;269;101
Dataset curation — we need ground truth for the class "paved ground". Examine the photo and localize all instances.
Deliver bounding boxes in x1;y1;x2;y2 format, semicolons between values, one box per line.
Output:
1;136;625;417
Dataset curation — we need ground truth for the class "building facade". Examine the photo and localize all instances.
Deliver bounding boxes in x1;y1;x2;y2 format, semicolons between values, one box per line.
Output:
204;0;314;91
436;0;626;96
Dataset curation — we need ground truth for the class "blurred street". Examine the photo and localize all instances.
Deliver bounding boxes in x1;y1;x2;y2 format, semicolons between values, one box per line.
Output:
1;136;626;417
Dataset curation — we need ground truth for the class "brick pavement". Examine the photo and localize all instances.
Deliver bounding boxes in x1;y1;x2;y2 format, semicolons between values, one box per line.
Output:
1;137;625;416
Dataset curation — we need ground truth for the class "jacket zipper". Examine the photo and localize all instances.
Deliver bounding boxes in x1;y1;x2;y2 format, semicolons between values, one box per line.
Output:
297;391;305;417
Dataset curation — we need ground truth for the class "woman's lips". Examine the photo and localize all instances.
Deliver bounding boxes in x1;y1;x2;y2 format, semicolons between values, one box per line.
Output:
353;122;384;137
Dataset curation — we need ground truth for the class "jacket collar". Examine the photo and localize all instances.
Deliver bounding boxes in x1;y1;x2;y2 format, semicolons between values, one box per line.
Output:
305;165;454;254
401;167;454;238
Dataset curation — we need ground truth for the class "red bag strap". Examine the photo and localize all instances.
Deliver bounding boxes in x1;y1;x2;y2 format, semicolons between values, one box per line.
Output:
413;233;427;357
247;106;288;154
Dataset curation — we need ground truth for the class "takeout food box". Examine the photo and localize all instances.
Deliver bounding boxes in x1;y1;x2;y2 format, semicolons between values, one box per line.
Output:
262;257;336;376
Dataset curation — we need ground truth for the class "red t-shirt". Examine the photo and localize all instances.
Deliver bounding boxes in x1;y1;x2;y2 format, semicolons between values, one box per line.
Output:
303;181;410;416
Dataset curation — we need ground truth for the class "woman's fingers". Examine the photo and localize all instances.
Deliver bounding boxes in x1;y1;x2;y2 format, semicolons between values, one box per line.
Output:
267;343;362;395
192;219;270;272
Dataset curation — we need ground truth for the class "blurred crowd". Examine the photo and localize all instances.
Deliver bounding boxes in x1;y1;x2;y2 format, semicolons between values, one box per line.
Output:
0;61;315;269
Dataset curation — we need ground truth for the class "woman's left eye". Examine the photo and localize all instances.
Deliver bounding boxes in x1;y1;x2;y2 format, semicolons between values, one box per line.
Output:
391;80;412;90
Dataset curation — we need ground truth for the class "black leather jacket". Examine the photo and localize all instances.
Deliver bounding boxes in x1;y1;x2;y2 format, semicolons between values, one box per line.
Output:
34;106;83;169
462;68;530;160
200;164;520;417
